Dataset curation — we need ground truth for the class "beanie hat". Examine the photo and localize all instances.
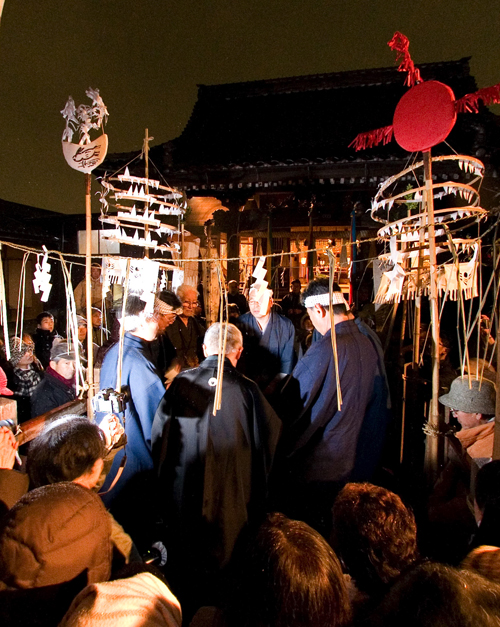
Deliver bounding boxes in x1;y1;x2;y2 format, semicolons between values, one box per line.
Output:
9;337;32;367
59;571;182;627
439;376;496;415
0;366;13;396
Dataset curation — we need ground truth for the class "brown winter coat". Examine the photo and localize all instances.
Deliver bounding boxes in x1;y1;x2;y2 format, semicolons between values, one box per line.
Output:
0;482;112;589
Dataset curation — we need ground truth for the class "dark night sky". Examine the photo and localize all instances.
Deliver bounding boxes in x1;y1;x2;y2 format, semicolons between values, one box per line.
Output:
0;0;499;214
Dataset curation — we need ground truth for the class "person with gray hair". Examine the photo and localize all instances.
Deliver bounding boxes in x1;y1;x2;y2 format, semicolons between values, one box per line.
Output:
152;322;281;613
165;283;205;370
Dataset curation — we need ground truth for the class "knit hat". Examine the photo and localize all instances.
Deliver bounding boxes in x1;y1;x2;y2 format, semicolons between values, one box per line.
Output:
439;376;496;415
0;366;13;396
50;341;76;362
59;571;182;627
8;337;32;367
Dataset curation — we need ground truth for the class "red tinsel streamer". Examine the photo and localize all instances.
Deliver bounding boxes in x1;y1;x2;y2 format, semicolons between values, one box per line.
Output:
455;83;500;113
388;31;422;87
349;125;394;151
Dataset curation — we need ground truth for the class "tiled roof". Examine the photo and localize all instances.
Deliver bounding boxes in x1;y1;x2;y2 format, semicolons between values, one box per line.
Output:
100;58;500;192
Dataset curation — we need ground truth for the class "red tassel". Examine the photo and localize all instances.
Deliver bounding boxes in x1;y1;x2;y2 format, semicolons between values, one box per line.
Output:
388;31;422;87
349;125;394;151
455;83;500;113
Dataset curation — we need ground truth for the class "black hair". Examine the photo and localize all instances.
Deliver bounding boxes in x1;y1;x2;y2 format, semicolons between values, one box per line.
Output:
36;311;54;325
227;512;351;627
27;416;106;488
368;561;500;627
157;290;182;310
301;278;347;315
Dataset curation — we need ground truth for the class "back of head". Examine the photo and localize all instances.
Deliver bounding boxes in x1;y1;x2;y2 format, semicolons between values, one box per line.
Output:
302;279;348;315
331;483;418;596
157;290;182;312
228;512;350;627
204;323;243;356
27;416;105;488
462;545;500;585
0;482;112;589
368;561;500;627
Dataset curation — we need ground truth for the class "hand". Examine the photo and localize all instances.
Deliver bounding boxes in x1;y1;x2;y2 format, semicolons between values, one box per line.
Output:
99;414;124;448
0;427;18;470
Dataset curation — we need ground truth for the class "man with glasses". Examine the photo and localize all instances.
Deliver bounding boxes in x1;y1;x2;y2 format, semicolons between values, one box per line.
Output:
165;284;206;370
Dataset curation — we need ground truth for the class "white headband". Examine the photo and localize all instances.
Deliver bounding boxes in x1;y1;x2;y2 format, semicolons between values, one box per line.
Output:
303;291;349;308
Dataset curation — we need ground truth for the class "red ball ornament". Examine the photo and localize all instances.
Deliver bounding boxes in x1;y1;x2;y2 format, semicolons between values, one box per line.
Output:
393;81;457;152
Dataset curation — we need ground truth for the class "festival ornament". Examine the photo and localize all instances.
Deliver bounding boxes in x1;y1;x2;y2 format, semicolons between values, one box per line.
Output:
61;88;108;173
350;32;500;153
32;248;52;302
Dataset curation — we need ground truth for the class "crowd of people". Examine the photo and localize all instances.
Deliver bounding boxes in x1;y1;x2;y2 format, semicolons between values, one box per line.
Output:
0;271;500;626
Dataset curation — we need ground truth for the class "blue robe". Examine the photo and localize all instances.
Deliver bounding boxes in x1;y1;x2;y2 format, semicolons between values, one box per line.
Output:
274;320;379;531
351;318;392;481
97;332;165;546
238;311;295;388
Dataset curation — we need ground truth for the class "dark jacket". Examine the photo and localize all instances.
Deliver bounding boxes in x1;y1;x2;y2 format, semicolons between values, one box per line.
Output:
152;356;282;578
31;371;76;417
31;329;57;370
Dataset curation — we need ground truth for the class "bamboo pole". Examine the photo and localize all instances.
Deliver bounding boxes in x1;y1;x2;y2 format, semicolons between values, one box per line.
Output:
423;151;441;483
143;129;150;259
85;173;94;417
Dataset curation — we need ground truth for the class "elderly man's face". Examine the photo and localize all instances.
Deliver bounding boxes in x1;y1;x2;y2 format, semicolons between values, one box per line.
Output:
180;291;199;317
91;266;101;280
249;291;272;319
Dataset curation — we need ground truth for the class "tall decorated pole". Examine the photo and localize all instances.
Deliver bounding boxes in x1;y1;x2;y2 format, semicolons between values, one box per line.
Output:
350;32;499;481
61;89;109;417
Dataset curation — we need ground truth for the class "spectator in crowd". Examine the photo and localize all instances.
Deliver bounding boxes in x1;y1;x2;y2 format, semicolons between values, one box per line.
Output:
0;366;13;399
31;341;76;417
8;337;43;422
281;279;306;329
227;280;248;315
165;284;205;370
427;376;496;561
73;262;111;314
59;570;182;627
32;311;60;369
191;512;351;627
0;482;113;624
90;307;109;348
469;460;500;551
331;482;419;615
366;561;500;627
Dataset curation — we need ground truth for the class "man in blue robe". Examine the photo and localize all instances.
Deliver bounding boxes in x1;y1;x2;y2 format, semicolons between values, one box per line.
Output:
273;278;379;535
238;286;296;392
96;290;180;548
